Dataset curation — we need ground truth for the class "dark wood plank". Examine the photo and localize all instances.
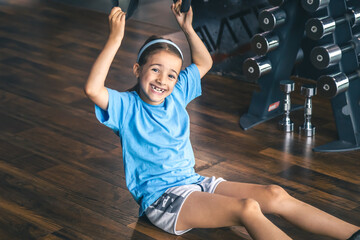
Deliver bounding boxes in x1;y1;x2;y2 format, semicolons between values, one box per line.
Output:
0;210;55;240
0;161;137;239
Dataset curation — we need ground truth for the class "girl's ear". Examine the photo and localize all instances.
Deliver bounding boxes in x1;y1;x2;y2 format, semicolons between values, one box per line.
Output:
133;63;141;78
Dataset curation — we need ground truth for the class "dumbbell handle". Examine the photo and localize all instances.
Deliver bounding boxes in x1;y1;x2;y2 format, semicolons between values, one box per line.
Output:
279;80;295;132
334;8;360;26
327;36;360;53
303;96;314;123
334;17;347;25
310;36;360;69
336;37;360;55
299;85;316;137
306;8;360;40
300;96;315;136
348;71;360;81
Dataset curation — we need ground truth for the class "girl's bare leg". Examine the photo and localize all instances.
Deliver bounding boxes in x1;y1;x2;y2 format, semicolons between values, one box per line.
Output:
214;181;360;240
176;191;291;240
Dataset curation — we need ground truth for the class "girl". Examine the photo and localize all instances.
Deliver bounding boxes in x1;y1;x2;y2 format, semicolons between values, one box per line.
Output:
84;2;360;240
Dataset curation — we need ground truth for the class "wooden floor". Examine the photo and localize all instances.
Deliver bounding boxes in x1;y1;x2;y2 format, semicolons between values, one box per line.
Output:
0;0;359;239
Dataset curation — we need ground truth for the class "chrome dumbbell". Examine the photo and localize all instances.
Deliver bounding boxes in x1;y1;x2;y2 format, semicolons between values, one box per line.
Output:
279;80;295;132
251;32;280;56
258;7;287;31
305;8;360;40
251;33;304;60
310;35;360;69
301;0;330;13
299;85;316;137
317;70;360;98
242;56;272;81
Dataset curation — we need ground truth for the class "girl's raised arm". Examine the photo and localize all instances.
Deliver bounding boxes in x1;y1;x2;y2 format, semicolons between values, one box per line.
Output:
171;2;213;78
84;7;126;110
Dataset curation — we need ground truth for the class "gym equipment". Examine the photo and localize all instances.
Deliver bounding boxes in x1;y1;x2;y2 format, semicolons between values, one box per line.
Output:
112;0;192;19
251;32;280;56
111;0;118;7
299;85;317;137
301;0;330;13
258;7;287;31
317;70;360;98
310;2;360;152
192;0;268;80
243;48;303;80
268;0;286;6
242;56;272;81
240;1;306;130
173;0;191;12
305;8;360;40
241;0;360;152
278;80;295;132
314;69;360;152
310;35;360;69
111;0;139;19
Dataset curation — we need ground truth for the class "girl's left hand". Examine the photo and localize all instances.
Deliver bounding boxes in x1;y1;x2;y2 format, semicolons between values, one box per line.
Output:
171;1;193;31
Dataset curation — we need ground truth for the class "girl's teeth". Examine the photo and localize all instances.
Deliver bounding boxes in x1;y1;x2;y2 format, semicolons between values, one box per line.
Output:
151;85;164;93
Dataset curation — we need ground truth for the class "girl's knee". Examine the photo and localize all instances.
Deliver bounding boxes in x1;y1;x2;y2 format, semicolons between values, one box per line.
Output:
231;198;272;226
236;198;262;221
268;184;289;197
266;185;291;208
243;198;261;212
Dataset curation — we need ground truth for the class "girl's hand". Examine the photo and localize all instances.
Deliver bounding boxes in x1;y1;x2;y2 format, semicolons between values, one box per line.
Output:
171;1;193;32
108;7;126;43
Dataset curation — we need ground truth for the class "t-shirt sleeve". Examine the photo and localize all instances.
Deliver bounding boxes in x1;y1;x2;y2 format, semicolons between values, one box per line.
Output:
94;88;130;136
176;63;202;106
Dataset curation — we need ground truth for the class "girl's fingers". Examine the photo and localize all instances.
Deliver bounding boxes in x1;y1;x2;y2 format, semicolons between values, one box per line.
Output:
185;6;193;19
176;0;182;8
109;7;121;19
171;3;176;15
109;7;125;22
120;11;126;21
171;1;181;15
116;11;126;23
112;9;124;22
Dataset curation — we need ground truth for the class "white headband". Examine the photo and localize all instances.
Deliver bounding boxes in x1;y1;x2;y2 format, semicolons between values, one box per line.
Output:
137;39;184;63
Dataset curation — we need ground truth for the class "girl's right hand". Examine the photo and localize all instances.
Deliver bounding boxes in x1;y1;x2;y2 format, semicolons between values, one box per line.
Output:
171;1;193;32
108;7;126;43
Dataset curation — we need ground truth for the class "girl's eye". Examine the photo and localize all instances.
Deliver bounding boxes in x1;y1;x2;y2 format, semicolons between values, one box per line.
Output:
152;68;159;73
169;74;176;80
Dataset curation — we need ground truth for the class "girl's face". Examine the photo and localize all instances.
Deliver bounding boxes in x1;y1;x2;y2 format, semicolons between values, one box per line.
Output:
134;50;182;105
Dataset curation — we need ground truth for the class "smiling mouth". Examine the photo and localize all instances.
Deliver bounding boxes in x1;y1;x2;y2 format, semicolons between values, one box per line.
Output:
151;84;165;93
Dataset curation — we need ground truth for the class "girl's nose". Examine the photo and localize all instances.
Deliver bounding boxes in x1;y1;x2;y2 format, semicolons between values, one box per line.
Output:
156;74;166;85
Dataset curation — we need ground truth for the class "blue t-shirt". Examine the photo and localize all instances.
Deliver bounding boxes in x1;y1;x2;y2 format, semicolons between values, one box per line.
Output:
95;64;204;215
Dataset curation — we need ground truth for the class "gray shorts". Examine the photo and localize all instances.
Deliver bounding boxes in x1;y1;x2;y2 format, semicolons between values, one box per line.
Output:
145;176;225;235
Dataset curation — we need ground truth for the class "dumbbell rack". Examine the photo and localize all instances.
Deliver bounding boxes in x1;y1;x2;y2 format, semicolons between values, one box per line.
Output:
241;0;360;152
240;0;307;130
311;0;360;152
